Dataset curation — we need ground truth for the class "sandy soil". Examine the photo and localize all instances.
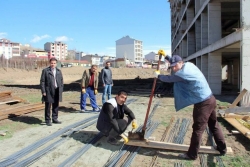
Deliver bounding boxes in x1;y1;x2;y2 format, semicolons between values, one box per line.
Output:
0;67;249;167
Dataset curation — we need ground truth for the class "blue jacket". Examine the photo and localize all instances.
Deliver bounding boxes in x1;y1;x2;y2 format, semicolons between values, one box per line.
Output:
158;62;212;111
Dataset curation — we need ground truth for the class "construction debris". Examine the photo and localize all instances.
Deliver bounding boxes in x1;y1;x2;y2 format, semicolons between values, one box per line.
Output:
0;91;44;121
218;88;250;140
0;91;23;105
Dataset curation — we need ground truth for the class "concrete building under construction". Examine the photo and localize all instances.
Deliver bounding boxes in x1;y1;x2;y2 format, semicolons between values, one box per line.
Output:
169;0;250;95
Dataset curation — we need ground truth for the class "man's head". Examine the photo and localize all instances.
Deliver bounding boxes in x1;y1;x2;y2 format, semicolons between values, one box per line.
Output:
116;90;128;105
168;55;183;72
49;58;57;69
90;65;98;73
105;61;111;68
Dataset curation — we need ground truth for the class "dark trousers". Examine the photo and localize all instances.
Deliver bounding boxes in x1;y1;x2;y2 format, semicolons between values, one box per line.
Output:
108;116;132;139
45;88;59;123
187;95;227;159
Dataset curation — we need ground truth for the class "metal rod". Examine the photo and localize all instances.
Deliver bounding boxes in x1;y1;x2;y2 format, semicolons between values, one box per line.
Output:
142;55;162;135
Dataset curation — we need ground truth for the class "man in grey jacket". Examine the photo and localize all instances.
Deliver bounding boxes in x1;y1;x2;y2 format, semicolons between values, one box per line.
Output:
101;61;113;104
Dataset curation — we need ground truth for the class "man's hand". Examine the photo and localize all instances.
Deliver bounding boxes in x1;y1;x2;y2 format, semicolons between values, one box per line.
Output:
82;88;86;94
94;90;98;95
43;93;46;96
120;134;129;144
154;70;160;78
132;120;138;129
103;84;105;87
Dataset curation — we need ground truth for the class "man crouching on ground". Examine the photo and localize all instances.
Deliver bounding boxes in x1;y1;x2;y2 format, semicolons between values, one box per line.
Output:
96;90;137;145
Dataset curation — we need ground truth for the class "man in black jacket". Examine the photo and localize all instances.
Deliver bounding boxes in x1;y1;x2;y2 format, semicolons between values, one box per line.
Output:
40;58;64;126
96;90;137;145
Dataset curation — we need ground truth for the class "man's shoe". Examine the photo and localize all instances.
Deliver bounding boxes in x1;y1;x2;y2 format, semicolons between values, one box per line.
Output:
178;153;193;160
52;120;62;124
107;137;120;146
93;108;100;112
46;122;52;126
214;146;227;156
80;109;85;113
116;135;122;140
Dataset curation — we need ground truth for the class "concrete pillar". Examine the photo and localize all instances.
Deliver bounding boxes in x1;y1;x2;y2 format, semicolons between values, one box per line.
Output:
182;39;187;58
201;11;208;49
201;54;208;80
233;59;239;89
188;31;195;56
227;61;233;84
208;52;222;95
195;0;200;14
196;56;201;70
186;6;194;27
195;17;201;51
208;1;221;45
241;0;250;91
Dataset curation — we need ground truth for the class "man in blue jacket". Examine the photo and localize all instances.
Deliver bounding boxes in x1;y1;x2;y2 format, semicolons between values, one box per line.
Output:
155;55;227;160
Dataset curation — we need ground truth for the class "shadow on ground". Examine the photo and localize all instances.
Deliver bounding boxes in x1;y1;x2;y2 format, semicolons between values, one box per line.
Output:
9;115;43;125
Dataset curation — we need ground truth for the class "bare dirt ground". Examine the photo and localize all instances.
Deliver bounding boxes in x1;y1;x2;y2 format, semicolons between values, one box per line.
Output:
0;66;249;167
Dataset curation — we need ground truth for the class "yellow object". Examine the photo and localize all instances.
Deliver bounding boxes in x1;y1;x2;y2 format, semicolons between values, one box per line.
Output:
158;49;166;56
132;120;138;129
82;88;86;94
120;134;129;144
236;118;250;129
94;90;98;95
154;70;160;78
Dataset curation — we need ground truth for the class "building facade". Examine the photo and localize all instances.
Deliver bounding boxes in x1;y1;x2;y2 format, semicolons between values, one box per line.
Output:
116;36;144;65
44;41;68;60
169;0;250;95
0;38;21;59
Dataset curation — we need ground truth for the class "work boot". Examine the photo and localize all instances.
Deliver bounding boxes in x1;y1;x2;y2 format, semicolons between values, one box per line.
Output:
107;137;120;146
46;121;52;126
178;153;193;160
52;120;62;124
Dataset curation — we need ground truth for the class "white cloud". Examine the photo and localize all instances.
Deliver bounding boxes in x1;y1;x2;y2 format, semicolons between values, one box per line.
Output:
31;34;50;43
0;32;7;38
55;36;72;42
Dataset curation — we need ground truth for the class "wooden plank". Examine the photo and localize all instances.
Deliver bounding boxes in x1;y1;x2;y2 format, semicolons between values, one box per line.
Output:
0;103;44;116
126;140;233;154
0;91;12;97
225;107;250;114
224;113;250;120
229;89;248;108
224;118;250;139
0;106;44;120
0;99;21;105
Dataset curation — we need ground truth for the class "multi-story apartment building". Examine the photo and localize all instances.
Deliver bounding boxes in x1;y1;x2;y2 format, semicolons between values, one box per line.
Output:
116;36;144;65
0;38;20;58
44;41;68;60
169;0;250;95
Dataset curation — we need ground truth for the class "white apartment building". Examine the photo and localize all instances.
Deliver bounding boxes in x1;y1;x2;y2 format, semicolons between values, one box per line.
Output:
0;39;20;59
169;0;250;95
116;36;144;64
44;41;68;60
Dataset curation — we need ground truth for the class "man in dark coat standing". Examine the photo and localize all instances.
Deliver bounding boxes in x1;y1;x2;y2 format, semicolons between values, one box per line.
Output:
40;58;64;126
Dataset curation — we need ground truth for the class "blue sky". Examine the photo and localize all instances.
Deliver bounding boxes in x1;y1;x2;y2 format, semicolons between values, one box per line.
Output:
1;0;171;57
